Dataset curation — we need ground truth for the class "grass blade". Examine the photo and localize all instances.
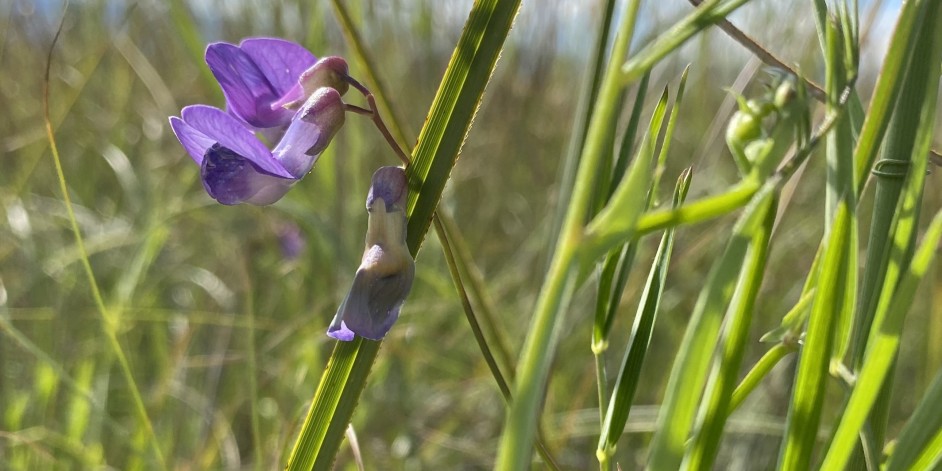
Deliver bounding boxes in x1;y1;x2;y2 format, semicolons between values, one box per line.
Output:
646;183;775;470
887;369;942;471
620;0;757;82
777;197;852;470
821;210;942;470
685;190;775;470
597;169;691;467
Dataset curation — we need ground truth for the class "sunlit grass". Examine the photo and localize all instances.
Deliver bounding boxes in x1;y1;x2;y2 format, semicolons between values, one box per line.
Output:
1;1;941;470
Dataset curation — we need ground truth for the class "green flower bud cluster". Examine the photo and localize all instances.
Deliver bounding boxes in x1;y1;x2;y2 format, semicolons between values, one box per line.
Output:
726;78;804;179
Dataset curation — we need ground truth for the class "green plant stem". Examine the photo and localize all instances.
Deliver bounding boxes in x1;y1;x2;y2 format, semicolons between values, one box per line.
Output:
42;12;165;470
728;343;797;413
433;215;561;470
494;1;641;467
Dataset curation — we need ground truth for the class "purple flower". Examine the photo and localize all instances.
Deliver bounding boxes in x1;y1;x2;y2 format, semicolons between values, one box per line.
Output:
169;38;350;205
205;38;348;130
170;88;345;205
328;167;414;341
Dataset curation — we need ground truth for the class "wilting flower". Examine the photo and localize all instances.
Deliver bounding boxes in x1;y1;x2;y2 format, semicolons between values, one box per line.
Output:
169;38;350;205
328;167;414;341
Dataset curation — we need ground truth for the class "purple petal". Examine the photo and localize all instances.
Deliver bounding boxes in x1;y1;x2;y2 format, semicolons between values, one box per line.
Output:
181;105;293;179
239;38;317;98
327;319;355;342
205;42;291;128
269;83;304;111
272;87;346;177
200;143;294;205
367;166;408;211
334;247;414;341
169;116;215;164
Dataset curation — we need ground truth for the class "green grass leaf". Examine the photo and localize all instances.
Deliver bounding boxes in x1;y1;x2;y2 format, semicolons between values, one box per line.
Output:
597;169;691;466
646;182;775;471
777;197;853;470
822;210;942;471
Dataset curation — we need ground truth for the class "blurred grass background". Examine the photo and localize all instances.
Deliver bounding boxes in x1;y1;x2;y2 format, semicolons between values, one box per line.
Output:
1;0;940;469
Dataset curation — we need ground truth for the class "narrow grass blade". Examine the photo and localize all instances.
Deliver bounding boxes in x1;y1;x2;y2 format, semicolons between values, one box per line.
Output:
584;87;668;266
548;0;619;263
494;0;643;467
821;17;858;366
646;183;775;471
620;0;757;82
851;0;925;193
42;12;165;469
285;1;522;469
821;210;942;471
777;197;852;470
434;216;561;470
887;369;942;471
685;193;775;470
597;169;691;466
847;2;942;454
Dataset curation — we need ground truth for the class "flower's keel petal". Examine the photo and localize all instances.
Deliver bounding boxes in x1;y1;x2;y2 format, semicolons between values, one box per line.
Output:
169;116;215;164
205;42;291;128
240;38;317;97
200;144;293;205
182;105;294;179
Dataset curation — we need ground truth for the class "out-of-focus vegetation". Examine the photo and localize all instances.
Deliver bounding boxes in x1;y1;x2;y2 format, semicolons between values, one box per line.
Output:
1;0;940;469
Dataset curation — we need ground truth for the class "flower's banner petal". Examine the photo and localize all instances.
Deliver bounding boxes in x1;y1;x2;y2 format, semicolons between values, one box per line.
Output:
240;38;317;97
169;116;215;164
205;42;289;128
181;105;293;179
200;143;293;205
272;88;345;177
367;166;408;211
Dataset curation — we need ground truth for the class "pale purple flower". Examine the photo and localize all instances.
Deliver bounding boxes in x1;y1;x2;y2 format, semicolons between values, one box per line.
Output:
328;167;414;341
169;38;350;205
170;88;344;205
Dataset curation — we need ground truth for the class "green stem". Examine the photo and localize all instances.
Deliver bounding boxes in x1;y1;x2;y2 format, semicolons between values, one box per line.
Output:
729;343;797;414
434;216;561;471
494;0;642;467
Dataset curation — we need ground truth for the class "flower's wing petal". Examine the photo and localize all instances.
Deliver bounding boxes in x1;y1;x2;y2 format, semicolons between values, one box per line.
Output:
239;38;317;97
181;105;293;179
272;88;345;177
327;320;355;342
169;115;215;164
205;42;288;128
341;261;414;341
328;269;369;340
200;143;294;205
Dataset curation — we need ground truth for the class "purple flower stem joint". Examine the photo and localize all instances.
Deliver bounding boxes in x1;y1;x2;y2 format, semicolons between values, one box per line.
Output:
328;167;414;341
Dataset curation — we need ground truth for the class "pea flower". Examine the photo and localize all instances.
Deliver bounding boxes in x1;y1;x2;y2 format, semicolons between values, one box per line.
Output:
204;38;349;131
328;167;414;341
169;38;350;205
